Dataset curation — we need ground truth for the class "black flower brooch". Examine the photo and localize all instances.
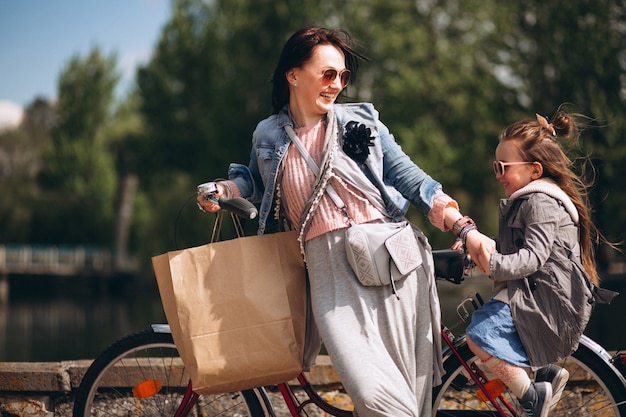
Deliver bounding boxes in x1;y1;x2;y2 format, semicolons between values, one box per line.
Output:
342;121;375;164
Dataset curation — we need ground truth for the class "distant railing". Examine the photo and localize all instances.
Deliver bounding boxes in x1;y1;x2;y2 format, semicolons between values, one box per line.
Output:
0;245;134;276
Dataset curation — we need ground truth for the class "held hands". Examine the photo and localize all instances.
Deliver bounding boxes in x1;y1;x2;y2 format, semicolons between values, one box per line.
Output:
446;210;495;274
464;230;496;274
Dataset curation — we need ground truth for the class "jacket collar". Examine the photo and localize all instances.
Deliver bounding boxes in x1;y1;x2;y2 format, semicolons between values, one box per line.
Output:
509;178;579;225
279;104;349;130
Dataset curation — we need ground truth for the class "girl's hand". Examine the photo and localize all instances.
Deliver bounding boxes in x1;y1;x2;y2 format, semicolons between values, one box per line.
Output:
464;230;496;274
450;239;463;251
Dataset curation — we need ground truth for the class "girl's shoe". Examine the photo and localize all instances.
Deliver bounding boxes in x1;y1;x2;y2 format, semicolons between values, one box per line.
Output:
520;381;552;417
535;364;569;409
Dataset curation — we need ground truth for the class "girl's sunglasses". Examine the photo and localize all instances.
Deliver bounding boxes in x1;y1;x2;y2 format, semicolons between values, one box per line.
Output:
321;68;351;88
493;160;534;176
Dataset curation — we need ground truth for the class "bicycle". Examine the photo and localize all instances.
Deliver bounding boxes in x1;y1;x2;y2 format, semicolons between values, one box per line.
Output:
73;196;626;417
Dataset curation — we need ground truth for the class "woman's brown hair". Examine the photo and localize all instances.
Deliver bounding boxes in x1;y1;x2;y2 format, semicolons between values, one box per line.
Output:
270;27;368;114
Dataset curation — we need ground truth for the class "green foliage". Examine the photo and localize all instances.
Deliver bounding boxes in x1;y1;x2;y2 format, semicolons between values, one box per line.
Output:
0;98;56;242
502;0;626;263
35;48;119;244
133;0;517;249
134;0;338;249
1;0;624;274
0;129;39;241
135;0;326;183
282;0;520;244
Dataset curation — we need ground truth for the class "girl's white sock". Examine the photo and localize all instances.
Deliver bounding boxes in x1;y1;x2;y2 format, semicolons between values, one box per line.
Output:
482;355;531;398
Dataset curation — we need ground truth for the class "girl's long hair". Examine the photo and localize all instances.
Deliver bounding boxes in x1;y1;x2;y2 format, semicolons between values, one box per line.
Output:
499;111;612;284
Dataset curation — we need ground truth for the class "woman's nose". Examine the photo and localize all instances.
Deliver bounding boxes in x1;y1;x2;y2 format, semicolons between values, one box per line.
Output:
331;74;344;89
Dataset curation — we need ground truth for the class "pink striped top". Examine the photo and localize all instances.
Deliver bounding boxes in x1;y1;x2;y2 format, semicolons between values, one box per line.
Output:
280;120;385;241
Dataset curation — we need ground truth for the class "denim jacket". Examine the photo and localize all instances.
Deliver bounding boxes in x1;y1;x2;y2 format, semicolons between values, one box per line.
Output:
227;102;444;235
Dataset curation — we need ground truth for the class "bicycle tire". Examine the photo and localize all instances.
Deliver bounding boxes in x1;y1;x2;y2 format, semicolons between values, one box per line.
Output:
433;336;626;416
73;329;268;417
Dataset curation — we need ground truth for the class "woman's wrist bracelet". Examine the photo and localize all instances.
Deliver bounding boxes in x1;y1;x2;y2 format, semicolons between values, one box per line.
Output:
459;223;478;246
452;215;475;237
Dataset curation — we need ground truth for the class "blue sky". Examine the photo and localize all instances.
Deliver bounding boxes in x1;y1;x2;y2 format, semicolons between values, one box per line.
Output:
0;0;171;128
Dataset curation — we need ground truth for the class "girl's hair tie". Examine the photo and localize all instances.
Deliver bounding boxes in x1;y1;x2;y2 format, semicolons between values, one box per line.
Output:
536;113;557;137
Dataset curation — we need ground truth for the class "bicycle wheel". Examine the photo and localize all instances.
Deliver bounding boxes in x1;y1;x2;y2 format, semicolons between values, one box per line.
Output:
433;336;626;416
73;329;269;417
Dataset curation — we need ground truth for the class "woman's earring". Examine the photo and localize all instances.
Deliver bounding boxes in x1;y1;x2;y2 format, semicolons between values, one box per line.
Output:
293;82;297;87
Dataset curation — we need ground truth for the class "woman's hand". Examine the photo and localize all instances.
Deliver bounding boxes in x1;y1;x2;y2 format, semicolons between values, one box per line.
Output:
464;229;496;274
196;182;230;213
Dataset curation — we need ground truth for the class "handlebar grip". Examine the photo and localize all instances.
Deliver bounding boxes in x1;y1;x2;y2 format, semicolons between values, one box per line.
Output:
217;197;258;220
432;249;472;284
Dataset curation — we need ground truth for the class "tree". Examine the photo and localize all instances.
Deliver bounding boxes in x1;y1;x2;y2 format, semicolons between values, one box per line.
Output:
0;98;56;242
105;94;148;269
135;0;338;251
136;0;317;181
134;0;626;265
503;0;626;266
135;0;516;250
36;48;119;244
332;0;523;242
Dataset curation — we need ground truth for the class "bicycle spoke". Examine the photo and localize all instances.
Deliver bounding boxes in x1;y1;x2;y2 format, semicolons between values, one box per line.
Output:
73;330;266;416
434;340;626;417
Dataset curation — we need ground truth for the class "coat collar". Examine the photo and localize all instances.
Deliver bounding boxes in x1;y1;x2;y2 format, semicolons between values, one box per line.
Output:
508;178;579;225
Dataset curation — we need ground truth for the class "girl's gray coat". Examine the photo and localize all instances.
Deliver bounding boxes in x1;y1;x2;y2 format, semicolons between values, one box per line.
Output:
490;190;595;367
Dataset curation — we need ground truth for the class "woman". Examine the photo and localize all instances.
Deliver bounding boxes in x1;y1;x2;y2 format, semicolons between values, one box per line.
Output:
199;27;495;417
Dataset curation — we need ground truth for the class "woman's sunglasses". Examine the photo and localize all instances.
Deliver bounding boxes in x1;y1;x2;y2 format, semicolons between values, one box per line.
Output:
493;160;534;176
321;68;351;88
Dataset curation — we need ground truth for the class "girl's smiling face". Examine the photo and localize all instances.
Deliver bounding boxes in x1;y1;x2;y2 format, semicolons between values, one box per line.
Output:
494;140;542;197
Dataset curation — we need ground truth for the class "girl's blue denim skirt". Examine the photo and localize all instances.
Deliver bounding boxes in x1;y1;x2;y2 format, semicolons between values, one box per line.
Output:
466;299;531;367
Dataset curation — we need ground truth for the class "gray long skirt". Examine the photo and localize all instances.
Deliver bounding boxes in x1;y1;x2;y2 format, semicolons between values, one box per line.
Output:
305;228;433;417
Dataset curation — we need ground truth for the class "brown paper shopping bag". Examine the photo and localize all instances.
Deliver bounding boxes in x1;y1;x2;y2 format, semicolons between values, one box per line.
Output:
152;230;306;394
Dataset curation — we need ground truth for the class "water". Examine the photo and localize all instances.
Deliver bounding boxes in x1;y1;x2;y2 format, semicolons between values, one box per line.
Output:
0;274;167;362
1;273;624;362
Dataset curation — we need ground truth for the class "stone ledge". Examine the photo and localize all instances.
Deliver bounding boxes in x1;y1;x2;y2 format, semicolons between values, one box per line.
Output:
0;361;87;392
0;356;340;393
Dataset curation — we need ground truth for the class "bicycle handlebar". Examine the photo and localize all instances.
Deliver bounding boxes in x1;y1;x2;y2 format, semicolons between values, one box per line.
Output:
217;197;258;220
432;249;473;284
209;195;471;281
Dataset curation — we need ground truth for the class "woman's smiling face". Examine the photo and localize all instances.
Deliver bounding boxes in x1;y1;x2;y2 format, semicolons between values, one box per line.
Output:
287;44;347;126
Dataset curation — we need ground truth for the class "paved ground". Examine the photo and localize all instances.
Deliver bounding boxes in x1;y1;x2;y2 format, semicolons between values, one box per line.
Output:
19;388;352;416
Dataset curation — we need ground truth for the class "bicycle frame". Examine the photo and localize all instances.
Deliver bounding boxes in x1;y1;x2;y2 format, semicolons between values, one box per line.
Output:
440;327;516;415
435;291;517;415
163;326;519;417
276;373;352;417
438;331;626;417
272;325;518;417
151;289;626;417
174;382;199;417
276;289;626;417
438;290;626;416
74;197;626;417
155;287;626;417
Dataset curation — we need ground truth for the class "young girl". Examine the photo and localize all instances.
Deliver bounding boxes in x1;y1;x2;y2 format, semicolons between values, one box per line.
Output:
465;112;618;417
